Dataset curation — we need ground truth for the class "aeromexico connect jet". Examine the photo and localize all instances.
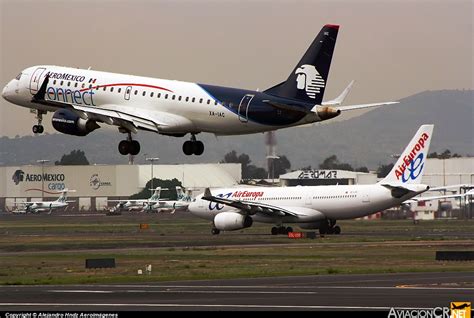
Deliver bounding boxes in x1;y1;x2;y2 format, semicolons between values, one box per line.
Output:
188;125;434;235
2;24;397;156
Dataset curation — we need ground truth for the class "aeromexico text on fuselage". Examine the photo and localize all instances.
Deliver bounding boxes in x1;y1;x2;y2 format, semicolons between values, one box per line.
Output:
43;71;313;127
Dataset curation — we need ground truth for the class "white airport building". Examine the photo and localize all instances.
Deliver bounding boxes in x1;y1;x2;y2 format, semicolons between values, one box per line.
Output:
0;163;241;212
0;158;472;216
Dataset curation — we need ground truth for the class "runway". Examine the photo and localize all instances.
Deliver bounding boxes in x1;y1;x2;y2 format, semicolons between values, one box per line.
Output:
0;272;472;311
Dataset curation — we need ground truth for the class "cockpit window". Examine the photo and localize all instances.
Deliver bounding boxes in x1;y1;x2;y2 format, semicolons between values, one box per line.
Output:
15;73;22;80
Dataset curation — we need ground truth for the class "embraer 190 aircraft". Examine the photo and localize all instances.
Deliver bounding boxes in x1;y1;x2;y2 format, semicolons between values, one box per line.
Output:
2;25;396;156
188;125;434;235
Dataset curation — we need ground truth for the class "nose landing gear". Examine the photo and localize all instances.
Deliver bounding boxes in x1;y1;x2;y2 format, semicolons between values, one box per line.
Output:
183;134;204;156
32;110;46;134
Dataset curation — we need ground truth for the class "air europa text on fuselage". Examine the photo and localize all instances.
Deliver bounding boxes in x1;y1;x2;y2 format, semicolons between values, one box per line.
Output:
395;132;430;180
232;190;264;199
45;72;86;82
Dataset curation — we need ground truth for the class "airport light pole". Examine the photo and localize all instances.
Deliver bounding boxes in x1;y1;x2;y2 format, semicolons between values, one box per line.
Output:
36;159;50;201
146;157;159;196
266;155;280;185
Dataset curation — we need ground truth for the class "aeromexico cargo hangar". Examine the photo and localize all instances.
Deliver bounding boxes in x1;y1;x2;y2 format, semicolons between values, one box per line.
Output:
0;163;241;212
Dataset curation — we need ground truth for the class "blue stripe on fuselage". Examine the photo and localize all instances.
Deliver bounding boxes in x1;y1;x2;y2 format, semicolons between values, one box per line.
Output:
198;84;309;126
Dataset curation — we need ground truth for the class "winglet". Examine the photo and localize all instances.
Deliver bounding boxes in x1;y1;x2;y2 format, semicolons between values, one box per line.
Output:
203;187;212;199
322;80;355;106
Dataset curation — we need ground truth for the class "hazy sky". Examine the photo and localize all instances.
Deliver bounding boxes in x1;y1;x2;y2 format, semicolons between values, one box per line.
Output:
0;0;472;137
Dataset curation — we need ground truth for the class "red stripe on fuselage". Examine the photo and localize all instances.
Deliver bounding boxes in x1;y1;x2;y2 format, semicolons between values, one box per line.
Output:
79;83;174;93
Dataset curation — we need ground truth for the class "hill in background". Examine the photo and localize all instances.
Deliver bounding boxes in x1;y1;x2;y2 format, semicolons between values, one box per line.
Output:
0;90;472;170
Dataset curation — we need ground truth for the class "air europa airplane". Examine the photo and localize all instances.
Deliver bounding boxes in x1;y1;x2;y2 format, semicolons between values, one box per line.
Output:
2;24;396;156
189;125;434;235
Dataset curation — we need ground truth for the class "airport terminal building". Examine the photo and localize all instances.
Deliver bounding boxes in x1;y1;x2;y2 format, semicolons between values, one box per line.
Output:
0;163;241;212
0;157;472;215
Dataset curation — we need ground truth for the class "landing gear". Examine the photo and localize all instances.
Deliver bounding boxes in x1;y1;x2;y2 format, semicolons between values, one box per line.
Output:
319;219;341;235
182;134;204;156
32;110;46;134
32;125;44;134
118;131;140;155
211;228;220;235
271;226;293;235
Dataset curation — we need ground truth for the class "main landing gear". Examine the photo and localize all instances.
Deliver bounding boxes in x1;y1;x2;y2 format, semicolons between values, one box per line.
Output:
319;219;341;235
271;226;293;235
182;134;204;156
118;131;140;156
32;110;46;134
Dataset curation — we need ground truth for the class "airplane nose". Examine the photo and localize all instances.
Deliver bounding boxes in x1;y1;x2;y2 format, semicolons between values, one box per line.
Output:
1;84;8;99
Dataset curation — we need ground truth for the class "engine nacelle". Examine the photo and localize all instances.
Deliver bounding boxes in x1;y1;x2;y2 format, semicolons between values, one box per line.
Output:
214;212;253;231
52;109;99;136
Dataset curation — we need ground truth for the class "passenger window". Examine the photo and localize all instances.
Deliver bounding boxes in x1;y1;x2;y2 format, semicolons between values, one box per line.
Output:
127;89;131;94
165;94;168;99
15;73;22;80
82;83;85;88
118;88;122;93
134;90;138;95
103;86;107;91
150;92;154;97
142;91;146;96
178;96;182;101
67;82;71;87
53;80;57;85
110;87;114;92
186;97;189;102
158;93;161;98
199;98;203;103
74;83;78;88
192;97;195;102
96;86;99;90
60;81;64;85
214;101;218;105
172;95;175;100
207;100;210;104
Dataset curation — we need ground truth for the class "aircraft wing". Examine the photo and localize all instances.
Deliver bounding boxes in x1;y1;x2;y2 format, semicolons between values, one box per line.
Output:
31;75;170;133
334;101;399;111
202;188;325;219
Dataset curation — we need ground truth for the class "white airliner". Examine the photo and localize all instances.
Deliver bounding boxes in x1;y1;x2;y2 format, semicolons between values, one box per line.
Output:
108;187;162;213
13;189;75;214
144;186;193;213
2;24;396;156
188;125;434;235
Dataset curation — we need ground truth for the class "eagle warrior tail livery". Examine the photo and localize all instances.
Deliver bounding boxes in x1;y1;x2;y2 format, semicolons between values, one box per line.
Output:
264;24;339;106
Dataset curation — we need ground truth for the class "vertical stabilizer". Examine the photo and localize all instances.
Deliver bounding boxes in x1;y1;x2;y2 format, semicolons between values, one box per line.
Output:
264;24;339;106
380;125;434;185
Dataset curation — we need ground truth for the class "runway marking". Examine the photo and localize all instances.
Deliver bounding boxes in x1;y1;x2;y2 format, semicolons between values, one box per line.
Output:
48;289;318;295
48;290;114;293
42;284;474;291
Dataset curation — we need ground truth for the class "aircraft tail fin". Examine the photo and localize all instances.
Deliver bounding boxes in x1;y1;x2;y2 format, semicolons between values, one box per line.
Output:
149;187;161;201
379;125;434;185
263;24;339;106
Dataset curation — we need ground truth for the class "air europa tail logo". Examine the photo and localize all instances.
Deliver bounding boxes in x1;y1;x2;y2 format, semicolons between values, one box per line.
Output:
395;132;430;182
295;64;325;99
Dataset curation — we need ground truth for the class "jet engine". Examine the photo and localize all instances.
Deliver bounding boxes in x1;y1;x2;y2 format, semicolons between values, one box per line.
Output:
214;212;253;231
52;109;99;136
